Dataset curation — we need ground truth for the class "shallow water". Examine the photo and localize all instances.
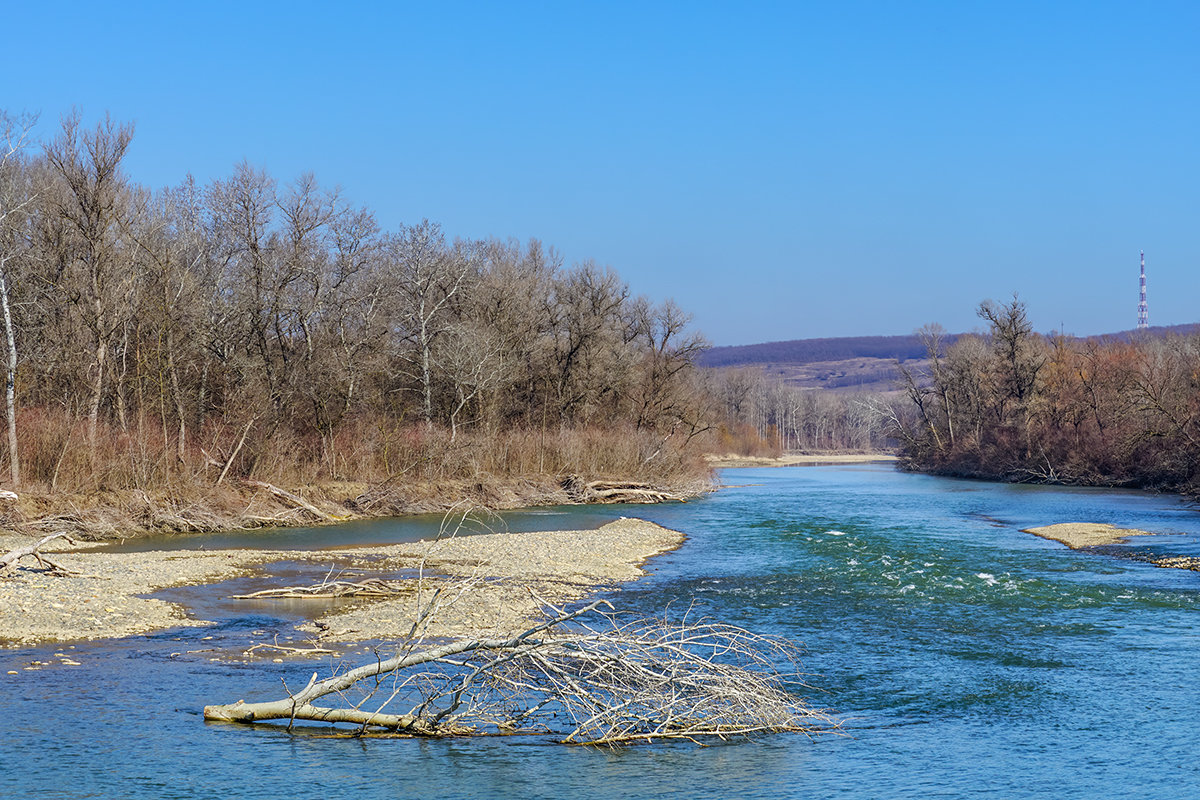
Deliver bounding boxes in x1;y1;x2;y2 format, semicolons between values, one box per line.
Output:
5;464;1200;799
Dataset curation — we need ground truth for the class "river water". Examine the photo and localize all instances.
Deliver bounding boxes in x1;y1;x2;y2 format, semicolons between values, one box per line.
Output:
4;464;1200;799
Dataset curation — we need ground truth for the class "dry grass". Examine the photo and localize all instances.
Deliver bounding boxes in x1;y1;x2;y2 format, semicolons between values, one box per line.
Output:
0;408;713;539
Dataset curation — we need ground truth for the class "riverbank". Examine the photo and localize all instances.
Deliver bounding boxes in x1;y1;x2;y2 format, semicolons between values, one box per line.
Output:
706;452;897;468
2;471;711;542
0;518;683;646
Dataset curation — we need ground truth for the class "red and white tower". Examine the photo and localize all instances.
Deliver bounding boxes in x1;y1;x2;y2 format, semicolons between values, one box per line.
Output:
1137;251;1149;330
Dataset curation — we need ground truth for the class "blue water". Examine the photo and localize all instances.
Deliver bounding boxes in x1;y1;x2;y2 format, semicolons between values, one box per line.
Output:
5;464;1200;799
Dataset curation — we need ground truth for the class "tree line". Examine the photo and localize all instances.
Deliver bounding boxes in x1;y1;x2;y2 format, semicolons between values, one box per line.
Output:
710;367;891;454
894;296;1200;494
0;110;712;493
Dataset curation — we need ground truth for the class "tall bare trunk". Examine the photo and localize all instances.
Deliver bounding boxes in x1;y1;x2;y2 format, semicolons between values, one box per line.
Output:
0;262;18;486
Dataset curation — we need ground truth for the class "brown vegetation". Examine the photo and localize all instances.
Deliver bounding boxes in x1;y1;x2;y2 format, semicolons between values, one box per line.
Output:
891;296;1200;495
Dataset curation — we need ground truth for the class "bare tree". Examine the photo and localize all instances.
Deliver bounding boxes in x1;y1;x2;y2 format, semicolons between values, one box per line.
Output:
388;220;473;426
0;110;39;485
438;321;505;442
547;261;631;423
43;111;135;446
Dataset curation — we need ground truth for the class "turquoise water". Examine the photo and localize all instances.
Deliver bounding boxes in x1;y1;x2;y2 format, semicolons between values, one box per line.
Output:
5;464;1200;799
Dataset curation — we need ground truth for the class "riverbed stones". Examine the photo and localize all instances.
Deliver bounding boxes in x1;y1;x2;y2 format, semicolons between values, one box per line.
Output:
0;518;684;647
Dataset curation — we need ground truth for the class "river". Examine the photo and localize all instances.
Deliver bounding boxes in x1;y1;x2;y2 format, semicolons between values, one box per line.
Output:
4;463;1200;799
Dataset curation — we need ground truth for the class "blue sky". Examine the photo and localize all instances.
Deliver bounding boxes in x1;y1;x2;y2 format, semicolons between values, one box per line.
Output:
4;1;1196;345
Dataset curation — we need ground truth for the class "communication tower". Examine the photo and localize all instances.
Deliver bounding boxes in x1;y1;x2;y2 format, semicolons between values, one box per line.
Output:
1137;251;1149;330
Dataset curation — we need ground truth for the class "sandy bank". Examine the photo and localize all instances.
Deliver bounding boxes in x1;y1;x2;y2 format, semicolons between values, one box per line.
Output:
706;453;897;468
1022;522;1155;549
0;518;683;647
0;533;274;645
294;518;684;642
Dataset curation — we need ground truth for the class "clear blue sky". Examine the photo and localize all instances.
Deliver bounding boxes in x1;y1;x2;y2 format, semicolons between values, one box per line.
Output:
4;1;1196;345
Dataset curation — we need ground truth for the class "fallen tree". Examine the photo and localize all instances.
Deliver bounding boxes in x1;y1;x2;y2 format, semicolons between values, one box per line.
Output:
242;480;339;522
562;476;687;505
204;596;835;745
0;532;75;576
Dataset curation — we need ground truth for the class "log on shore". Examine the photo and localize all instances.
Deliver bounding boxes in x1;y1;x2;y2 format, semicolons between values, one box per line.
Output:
562;476;685;505
242;480;338;522
0;532;74;575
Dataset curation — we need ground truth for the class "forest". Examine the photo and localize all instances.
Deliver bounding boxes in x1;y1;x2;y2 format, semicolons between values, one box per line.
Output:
894;296;1200;495
0;110;724;509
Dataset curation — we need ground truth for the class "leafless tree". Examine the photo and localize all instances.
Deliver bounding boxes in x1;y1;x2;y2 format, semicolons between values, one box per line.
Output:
43;111;136;446
388;220;473;426
0;110;39;484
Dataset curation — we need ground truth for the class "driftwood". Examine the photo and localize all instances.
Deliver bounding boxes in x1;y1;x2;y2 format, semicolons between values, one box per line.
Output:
0;532;75;576
586;486;685;503
562;476;685;505
242;480;336;521
204;597;836;744
232;577;409;600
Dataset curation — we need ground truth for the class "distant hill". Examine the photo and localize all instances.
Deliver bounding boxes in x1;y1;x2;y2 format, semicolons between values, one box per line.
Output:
701;324;1200;370
699;334;950;369
700;324;1200;394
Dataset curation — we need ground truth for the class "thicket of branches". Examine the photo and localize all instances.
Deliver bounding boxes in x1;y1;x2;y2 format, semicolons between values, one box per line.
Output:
893;296;1200;493
0;110;714;493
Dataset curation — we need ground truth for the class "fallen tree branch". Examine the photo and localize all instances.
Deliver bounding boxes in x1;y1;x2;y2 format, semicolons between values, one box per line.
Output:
232;578;410;600
242;480;336;522
243;641;340;657
586;487;685;503
216;418;254;486
0;532;75;576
